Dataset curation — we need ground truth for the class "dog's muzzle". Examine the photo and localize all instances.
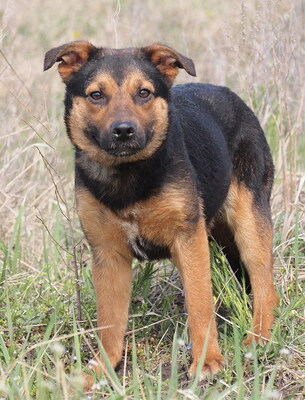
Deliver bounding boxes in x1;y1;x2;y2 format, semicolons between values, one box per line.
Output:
86;123;147;157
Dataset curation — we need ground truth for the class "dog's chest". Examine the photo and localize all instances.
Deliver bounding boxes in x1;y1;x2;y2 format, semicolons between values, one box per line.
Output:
120;219;146;259
118;209;170;261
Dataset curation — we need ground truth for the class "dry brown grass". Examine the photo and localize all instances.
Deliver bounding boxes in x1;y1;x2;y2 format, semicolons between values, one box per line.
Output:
1;0;304;247
0;0;304;398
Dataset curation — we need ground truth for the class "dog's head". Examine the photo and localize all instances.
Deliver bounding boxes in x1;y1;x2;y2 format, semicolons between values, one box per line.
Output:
44;41;196;166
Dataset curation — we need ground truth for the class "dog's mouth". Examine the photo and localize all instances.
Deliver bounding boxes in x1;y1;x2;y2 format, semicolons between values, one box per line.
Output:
86;125;149;158
107;148;140;157
105;138;148;158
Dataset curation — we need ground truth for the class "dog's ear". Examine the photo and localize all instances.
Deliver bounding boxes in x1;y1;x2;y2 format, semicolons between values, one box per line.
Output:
43;40;98;83
142;43;196;85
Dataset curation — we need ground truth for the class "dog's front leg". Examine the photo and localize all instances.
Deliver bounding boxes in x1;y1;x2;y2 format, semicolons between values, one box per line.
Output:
82;250;132;390
76;188;133;388
171;217;224;376
92;249;133;367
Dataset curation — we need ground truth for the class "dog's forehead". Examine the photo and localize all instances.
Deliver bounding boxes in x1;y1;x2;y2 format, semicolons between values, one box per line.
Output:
84;49;155;87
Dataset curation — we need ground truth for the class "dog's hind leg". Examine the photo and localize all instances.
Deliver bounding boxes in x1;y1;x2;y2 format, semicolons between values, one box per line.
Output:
224;181;278;344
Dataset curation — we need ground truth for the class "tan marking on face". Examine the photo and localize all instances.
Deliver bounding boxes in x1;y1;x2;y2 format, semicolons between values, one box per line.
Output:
68;96;116;165
85;74;118;99
123;70;155;95
67;70;169;166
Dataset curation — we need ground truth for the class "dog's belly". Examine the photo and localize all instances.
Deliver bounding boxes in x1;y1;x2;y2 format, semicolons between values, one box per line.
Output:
121;221;170;261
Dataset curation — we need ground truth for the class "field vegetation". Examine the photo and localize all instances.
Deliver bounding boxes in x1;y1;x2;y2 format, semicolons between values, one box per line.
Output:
0;0;304;398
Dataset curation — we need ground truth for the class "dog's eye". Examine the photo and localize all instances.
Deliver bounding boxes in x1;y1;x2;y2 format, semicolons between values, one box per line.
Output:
138;89;151;99
89;91;104;100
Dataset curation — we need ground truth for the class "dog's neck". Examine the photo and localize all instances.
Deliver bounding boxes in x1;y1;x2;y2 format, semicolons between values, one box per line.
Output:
74;143;184;211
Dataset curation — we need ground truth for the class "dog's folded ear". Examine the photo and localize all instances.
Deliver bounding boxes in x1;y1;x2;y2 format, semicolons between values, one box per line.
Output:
43;40;98;83
142;43;196;85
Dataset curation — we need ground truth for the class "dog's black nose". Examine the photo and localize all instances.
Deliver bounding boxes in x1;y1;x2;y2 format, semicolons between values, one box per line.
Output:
111;122;136;141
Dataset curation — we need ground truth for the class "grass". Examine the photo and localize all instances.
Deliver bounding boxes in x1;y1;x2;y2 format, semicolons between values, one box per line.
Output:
1;226;304;399
0;0;305;398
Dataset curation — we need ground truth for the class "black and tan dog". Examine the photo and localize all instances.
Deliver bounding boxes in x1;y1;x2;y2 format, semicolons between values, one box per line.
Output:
44;41;278;386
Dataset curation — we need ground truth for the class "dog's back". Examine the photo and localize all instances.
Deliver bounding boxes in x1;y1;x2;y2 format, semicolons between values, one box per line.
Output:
172;83;274;221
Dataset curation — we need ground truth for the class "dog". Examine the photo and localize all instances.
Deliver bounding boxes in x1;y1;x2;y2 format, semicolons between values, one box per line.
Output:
44;41;278;387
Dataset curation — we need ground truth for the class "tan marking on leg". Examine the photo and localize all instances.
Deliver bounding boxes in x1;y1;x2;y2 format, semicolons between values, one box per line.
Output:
76;188;133;381
77;181;217;382
171;217;224;375
224;181;278;344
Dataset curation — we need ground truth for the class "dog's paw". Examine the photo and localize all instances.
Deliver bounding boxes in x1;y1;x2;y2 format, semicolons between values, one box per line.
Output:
82;359;102;391
82;372;95;391
189;352;225;378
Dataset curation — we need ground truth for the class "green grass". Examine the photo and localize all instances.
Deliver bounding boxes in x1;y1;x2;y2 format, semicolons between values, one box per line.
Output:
0;208;304;398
